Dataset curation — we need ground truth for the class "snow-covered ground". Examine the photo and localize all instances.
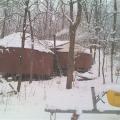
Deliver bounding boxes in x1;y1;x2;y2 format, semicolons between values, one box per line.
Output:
0;76;120;120
0;50;120;120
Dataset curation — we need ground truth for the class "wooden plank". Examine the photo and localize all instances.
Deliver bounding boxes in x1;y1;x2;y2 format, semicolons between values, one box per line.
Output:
45;108;76;113
45;108;120;115
82;110;120;114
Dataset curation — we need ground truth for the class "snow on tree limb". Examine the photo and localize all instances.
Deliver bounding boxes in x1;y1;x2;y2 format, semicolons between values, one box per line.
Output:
73;0;82;29
60;1;74;25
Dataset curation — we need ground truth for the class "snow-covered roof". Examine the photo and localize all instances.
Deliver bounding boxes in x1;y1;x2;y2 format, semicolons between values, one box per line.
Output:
56;42;90;54
43;40;69;48
41;40;90;55
0;32;53;53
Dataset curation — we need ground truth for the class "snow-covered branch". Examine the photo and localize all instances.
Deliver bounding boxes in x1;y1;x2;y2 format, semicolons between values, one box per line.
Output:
73;0;82;29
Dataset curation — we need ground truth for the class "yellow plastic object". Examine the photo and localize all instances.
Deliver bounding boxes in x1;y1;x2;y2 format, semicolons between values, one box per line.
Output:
107;90;120;107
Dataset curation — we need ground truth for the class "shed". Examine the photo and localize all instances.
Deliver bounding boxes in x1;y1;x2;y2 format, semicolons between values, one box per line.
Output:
75;53;93;72
54;42;93;74
0;32;54;79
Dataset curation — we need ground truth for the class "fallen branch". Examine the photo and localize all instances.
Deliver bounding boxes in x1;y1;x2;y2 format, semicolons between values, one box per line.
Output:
9;83;17;94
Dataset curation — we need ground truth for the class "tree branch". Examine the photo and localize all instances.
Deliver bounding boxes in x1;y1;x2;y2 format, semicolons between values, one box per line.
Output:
61;1;74;24
73;0;82;29
60;0;69;6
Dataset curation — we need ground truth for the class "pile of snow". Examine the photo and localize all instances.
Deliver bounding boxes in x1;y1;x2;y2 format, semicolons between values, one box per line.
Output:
0;32;53;53
73;71;97;81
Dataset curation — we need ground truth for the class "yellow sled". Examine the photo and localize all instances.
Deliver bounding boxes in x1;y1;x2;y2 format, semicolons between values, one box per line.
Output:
107;90;120;107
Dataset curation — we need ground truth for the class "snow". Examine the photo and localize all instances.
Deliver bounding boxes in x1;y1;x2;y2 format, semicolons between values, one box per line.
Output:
0;77;16;95
40;39;90;54
74;71;97;80
0;32;53;53
56;42;91;54
42;40;69;48
56;28;69;37
100;84;120;93
77;32;93;41
0;75;119;120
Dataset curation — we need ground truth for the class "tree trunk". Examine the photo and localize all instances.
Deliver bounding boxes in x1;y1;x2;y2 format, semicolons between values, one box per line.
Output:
98;0;102;77
17;0;29;92
66;0;82;89
44;0;48;38
98;46;101;77
66;26;76;89
62;14;65;29
94;0;101;77
28;10;34;84
111;0;117;83
102;47;105;84
111;42;114;83
1;9;7;38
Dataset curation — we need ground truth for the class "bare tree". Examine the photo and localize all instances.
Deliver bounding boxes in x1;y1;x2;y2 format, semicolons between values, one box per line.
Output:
1;8;7;38
0;0;10;38
65;0;82;89
17;0;30;92
28;10;34;84
111;0;117;83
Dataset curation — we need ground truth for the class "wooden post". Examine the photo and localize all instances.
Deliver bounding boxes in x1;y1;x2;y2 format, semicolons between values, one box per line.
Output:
71;112;79;120
53;35;56;52
91;87;97;111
